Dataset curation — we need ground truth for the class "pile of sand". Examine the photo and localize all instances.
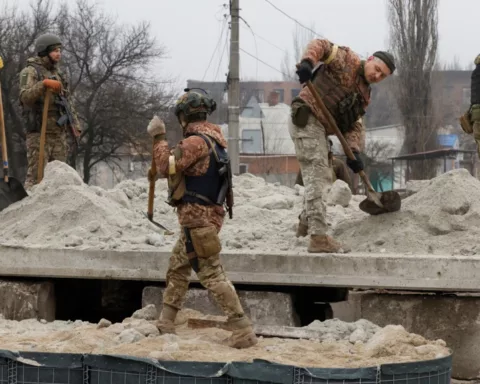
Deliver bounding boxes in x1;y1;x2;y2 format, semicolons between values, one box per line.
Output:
0;162;176;250
0;308;449;368
2;162;479;255
0;161;361;252
335;169;480;255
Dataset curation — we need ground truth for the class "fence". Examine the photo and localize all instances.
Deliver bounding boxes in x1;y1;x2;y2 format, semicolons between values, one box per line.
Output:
0;350;452;384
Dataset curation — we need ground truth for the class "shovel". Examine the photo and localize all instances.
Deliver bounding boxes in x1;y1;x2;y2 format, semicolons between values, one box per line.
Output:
0;57;28;212
145;138;174;235
303;79;401;215
37;89;51;183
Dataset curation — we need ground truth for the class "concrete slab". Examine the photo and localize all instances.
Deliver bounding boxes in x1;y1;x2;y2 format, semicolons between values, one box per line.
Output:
2;245;480;291
142;287;299;326
0;281;55;321
334;291;480;380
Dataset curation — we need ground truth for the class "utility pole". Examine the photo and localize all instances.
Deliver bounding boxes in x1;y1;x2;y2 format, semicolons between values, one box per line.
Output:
228;0;240;174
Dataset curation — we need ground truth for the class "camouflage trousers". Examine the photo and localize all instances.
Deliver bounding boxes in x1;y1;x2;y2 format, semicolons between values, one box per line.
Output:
162;229;245;321
474;121;480;159
25;129;68;189
289;114;332;235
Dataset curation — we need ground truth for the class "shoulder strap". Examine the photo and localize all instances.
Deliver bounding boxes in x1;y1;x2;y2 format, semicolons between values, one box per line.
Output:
324;44;338;64
190;133;221;163
27;63;43;81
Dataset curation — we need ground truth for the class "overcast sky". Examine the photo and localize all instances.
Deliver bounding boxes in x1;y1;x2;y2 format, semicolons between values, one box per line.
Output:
12;0;479;88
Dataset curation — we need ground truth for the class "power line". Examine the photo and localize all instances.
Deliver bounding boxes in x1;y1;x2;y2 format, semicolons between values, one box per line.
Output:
202;16;228;82
263;0;323;38
240;48;288;77
240;23;287;54
214;27;230;82
239;17;259;80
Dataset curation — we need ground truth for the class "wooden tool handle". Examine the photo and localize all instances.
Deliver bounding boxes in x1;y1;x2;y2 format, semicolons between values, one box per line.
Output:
303;79;376;193
0;79;8;183
147;139;157;219
37;89;51;183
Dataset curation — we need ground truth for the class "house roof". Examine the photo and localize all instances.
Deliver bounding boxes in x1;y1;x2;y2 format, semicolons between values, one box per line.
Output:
437;134;458;147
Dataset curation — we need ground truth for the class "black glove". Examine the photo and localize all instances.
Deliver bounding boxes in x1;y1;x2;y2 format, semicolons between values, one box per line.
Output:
347;151;364;173
296;60;313;84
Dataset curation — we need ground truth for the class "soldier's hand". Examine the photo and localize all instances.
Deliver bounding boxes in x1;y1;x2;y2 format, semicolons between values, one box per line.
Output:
43;79;62;93
147;115;166;138
346;151;364;173
147;168;156;183
296;60;313;84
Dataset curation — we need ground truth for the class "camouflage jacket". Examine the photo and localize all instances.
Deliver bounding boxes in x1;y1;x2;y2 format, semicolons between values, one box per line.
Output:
153;121;227;230
297;39;371;152
19;56;81;134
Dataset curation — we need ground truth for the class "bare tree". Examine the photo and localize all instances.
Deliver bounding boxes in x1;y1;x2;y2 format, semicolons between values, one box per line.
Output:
388;0;439;179
57;0;173;183
442;56;462;71
0;0;173;184
280;24;317;82
0;0;55;182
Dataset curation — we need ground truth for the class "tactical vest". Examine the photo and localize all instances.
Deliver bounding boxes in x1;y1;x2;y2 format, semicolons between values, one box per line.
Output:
471;64;480;105
168;133;232;209
20;63;67;133
310;64;370;133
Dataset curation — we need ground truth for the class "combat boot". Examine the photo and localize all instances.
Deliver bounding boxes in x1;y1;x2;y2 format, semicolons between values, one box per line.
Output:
227;317;258;349
156;304;178;334
308;235;350;253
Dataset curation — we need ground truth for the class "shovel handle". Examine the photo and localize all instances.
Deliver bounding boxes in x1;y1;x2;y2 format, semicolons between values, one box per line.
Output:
0;77;8;183
302;78;376;193
147;138;157;218
37;89;51;183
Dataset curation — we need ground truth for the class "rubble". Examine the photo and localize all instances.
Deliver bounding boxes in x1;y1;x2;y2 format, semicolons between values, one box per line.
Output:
335;169;480;255
0;309;450;368
1;162;479;256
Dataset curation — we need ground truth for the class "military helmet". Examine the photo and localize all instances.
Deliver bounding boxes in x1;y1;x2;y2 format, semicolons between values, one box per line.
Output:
174;88;216;118
35;33;62;55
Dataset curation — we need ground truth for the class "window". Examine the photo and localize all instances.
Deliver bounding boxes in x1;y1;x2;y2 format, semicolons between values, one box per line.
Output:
273;89;284;103
291;88;301;99
239;164;248;174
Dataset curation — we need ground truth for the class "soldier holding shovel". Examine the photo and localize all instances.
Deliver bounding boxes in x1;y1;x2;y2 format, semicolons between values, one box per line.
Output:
19;34;81;187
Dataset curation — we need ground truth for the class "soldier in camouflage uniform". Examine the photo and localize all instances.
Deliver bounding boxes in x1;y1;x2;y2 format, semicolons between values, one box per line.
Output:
295;139;352;191
290;39;395;253
147;90;257;349
19;33;81;189
461;55;480;159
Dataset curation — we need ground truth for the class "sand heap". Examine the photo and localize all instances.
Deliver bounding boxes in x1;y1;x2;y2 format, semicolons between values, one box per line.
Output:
0;162;176;250
1;162;479;255
334;168;480;255
0;161;361;251
0;308;449;368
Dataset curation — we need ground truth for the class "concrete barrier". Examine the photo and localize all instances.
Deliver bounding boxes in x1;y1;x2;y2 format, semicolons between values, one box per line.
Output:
142;286;299;326
333;290;480;380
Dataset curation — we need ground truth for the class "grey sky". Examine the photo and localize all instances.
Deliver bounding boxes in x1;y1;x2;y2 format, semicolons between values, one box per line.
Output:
13;0;479;86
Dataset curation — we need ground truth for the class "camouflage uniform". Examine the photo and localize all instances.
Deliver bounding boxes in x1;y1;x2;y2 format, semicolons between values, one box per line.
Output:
19;56;80;189
153;120;252;333
290;114;332;235
290;39;370;243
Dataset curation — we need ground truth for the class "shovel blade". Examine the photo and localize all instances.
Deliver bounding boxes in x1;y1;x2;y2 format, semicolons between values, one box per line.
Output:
143;212;174;235
359;190;401;216
0;177;28;212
